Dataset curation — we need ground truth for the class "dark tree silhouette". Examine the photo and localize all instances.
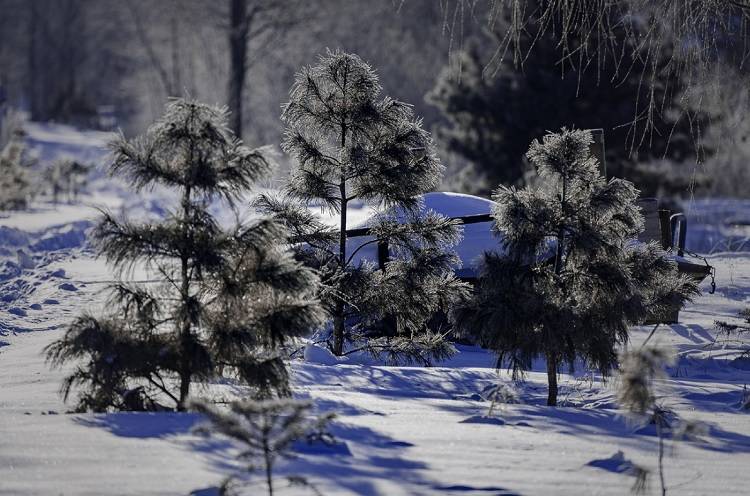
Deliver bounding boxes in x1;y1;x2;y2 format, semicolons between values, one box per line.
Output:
454;128;698;406
46;99;324;411
428;3;710;196
260;50;469;360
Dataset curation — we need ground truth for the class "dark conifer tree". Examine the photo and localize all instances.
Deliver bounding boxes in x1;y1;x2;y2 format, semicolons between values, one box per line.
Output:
427;1;709;196
260;50;469;359
454;128;698;406
46;99;324;411
44;159;91;204
0;128;33;211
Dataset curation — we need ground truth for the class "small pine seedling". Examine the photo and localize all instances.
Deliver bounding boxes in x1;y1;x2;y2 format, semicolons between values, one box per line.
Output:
190;398;335;496
617;345;707;496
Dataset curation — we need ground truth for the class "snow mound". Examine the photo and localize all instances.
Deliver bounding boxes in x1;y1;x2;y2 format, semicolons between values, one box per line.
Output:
30;221;93;252
304;343;341;365
302;343;393;366
386;191;495;220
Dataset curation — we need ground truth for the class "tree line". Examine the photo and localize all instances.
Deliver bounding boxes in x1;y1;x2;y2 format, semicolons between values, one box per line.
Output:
46;50;697;415
2;1;749;198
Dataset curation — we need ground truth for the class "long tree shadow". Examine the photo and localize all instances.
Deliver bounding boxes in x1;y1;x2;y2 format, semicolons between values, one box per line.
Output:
499;405;750;455
294;364;501;402
678;386;749;413
280;421;520;496
74;412;202;438
188;420;521;496
75;409;521;495
671;324;715;344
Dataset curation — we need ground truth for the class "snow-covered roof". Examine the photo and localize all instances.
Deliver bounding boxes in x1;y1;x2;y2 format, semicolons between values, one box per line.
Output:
348;192;503;277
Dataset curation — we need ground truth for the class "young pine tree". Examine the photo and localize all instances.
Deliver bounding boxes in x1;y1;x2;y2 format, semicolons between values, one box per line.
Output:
0;128;34;211
260;50;468;359
190;398;334;496
44;159;91;204
454;128;698;406
617;346;707;496
716;308;750;355
46;99;324;412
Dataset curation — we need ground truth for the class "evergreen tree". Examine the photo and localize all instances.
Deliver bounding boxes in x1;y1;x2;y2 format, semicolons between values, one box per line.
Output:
427;1;709;196
716;308;750;368
617;346;707;496
454;128;698;406
46;99;324;412
716;308;750;343
44;159;92;204
260;50;469;359
190;398;334;496
0;127;33;211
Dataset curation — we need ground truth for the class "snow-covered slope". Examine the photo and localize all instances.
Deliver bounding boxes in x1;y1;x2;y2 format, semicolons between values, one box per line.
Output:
23;121;114;168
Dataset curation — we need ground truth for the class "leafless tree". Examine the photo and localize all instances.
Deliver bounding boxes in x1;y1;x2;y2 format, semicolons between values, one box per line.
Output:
225;0;312;140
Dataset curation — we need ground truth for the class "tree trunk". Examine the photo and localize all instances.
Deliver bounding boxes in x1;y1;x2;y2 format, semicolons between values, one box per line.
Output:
546;170;566;407
28;2;40;121
657;420;666;496
228;0;248;139
546;351;558;406
177;183;193;411
332;120;349;356
264;441;274;496
332;187;347;356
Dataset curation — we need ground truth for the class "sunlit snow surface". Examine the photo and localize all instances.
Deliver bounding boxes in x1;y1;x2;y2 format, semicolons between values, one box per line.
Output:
2;244;750;495
2;123;750;495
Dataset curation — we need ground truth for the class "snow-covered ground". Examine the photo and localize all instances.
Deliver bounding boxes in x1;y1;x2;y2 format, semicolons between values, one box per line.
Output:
2;123;750;495
2;241;750;495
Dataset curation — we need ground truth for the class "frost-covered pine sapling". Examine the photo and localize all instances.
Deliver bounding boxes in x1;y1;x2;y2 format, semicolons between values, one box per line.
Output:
454;128;698;406
46;99;324;412
189;398;334;496
260;50;469;360
483;380;520;418
618;345;709;496
617;346;675;495
0;127;34;211
44;161;63;205
65;160;91;201
44;159;92;204
716;308;750;366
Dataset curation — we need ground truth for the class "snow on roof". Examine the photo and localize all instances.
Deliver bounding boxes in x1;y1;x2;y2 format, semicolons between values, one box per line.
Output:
348;192;504;276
